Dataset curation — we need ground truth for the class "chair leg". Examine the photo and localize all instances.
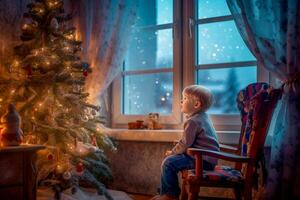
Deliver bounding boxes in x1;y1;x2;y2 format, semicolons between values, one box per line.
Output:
180;179;188;200
234;186;242;200
243;182;252;200
187;184;200;200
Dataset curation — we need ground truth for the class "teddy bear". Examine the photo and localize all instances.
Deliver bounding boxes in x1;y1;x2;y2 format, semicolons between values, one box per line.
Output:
147;113;163;130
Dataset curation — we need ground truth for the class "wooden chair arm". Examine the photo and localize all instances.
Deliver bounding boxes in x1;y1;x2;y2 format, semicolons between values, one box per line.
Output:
219;143;238;154
187;148;250;163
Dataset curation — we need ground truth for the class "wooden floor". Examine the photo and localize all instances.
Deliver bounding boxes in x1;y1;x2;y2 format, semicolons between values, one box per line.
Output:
128;194;233;200
129;194;234;200
129;193;152;200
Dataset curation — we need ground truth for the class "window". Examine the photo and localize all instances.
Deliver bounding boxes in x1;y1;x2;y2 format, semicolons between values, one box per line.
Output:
195;0;257;114
112;0;182;126
112;0;268;129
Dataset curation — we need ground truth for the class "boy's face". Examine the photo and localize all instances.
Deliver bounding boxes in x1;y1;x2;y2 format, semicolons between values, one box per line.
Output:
180;92;201;116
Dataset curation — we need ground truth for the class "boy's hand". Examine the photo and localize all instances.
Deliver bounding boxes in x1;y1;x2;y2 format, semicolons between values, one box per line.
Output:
165;150;173;156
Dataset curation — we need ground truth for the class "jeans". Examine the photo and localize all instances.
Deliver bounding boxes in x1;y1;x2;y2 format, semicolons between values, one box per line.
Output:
160;153;214;197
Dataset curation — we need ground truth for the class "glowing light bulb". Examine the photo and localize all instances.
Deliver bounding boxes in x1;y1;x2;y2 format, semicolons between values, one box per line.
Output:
13;60;20;67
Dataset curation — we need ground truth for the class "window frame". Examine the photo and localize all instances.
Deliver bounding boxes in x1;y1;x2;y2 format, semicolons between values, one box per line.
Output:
112;0;269;130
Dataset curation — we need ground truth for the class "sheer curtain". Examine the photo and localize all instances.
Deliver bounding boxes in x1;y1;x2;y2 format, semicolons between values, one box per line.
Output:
0;0;30;72
68;0;138;104
227;0;300;199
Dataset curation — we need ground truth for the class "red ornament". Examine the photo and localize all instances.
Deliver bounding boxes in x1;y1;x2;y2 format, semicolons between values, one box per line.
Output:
83;69;88;77
76;162;84;173
47;153;54;160
90;134;97;146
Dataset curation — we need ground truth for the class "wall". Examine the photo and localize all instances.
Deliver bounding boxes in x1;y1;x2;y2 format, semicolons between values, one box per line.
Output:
107;140;172;195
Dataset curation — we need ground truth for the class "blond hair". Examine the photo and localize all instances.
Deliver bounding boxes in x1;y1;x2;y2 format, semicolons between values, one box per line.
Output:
183;85;214;112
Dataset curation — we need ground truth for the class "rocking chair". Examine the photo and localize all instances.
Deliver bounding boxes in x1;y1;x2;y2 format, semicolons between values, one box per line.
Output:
180;83;282;200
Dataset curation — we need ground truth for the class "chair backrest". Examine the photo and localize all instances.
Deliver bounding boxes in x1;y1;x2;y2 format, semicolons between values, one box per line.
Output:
244;87;282;159
236;82;270;156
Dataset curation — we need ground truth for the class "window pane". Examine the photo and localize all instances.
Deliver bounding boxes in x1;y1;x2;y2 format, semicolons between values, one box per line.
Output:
157;0;173;24
123;73;173;115
198;0;231;19
197;66;257;114
197;21;255;65
125;28;173;71
135;0;173;27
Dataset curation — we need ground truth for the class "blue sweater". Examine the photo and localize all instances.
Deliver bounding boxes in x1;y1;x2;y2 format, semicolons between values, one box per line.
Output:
171;111;220;165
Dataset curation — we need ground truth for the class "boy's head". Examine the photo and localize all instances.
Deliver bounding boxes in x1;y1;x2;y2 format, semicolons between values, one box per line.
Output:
181;85;214;115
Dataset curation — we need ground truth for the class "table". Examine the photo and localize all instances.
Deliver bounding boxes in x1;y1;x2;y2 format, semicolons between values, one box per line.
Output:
0;144;44;200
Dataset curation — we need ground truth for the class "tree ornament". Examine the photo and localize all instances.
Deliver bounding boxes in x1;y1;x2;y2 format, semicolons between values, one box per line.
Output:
47;153;54;160
83;69;88;77
62;171;72;180
75;162;84;175
56;164;65;174
0;104;23;146
90;134;97;146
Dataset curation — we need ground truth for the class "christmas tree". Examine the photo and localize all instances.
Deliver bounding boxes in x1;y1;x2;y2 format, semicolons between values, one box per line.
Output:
223;68;239;113
0;0;115;199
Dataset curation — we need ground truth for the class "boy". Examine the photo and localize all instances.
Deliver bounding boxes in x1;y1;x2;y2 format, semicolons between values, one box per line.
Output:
153;85;220;200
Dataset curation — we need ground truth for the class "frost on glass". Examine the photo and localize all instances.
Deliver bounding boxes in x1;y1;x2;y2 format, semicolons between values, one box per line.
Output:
198;0;231;19
123;73;173;115
197;66;257;114
197;21;255;65
124;29;173;71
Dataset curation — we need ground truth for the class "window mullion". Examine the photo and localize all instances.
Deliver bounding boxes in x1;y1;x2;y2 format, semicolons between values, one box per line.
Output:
182;0;196;87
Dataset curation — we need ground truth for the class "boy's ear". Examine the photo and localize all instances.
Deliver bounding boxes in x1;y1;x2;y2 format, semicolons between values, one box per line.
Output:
194;100;201;109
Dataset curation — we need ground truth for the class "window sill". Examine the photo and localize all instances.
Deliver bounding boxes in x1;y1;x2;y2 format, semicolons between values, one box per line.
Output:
105;128;241;144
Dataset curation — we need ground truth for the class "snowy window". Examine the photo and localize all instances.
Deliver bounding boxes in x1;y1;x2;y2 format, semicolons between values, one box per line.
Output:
196;0;257;114
120;0;175;115
112;0;268;129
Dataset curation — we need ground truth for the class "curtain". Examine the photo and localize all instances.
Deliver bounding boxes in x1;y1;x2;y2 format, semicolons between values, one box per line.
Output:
0;0;31;73
68;0;138;104
227;0;300;199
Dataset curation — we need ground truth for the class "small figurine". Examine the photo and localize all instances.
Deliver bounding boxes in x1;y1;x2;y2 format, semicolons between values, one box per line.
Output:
0;104;23;146
148;113;163;130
